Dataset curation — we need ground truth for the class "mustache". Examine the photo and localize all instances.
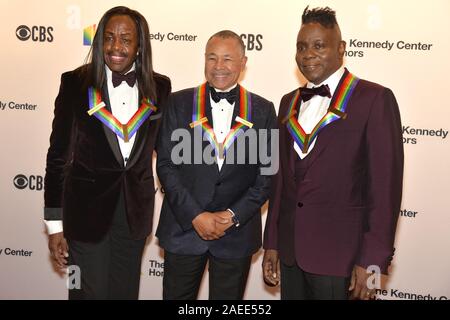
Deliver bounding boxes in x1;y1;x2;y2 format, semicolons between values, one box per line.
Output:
105;51;127;57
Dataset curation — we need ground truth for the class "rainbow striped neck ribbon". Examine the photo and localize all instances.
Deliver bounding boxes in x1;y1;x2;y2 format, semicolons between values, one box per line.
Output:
283;72;359;154
189;83;252;159
87;87;157;142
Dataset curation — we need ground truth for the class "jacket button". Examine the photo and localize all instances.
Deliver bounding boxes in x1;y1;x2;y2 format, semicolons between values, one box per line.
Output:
297;202;303;208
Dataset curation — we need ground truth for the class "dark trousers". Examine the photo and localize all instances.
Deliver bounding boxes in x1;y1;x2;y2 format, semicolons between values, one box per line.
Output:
67;192;146;300
281;262;351;300
163;251;252;300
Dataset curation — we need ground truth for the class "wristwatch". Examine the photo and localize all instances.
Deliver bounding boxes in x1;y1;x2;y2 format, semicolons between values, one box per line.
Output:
227;208;240;227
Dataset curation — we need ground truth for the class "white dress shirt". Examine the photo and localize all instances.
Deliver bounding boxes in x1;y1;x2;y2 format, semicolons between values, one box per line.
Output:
45;64;139;235
294;66;345;159
106;64;139;164
210;84;237;170
209;84;241;223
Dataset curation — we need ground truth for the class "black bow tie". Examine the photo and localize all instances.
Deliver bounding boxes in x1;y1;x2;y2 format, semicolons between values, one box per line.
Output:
210;87;237;104
112;70;136;88
300;84;331;102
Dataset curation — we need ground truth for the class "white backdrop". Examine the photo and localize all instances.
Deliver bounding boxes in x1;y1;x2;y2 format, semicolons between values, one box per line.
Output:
0;0;449;300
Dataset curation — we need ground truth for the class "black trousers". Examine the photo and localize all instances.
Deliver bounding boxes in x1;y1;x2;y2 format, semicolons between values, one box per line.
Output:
163;251;252;300
67;192;146;300
281;262;351;300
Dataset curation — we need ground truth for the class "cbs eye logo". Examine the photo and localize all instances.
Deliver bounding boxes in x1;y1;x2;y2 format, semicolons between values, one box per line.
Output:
13;174;43;191
16;25;54;42
16;25;31;41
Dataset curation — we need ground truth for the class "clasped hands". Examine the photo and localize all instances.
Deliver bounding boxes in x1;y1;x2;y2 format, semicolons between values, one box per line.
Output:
192;211;234;241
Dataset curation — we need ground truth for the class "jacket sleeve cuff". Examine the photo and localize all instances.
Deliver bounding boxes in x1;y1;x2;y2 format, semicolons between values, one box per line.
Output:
44;207;63;220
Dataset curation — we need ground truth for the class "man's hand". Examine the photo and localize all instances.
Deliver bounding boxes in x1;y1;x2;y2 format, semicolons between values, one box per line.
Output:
349;265;375;300
48;232;68;269
262;249;280;286
192;212;230;240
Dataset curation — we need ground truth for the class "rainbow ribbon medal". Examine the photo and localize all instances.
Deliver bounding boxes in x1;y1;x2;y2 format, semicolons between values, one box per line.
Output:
190;83;252;159
87;87;157;142
284;73;359;153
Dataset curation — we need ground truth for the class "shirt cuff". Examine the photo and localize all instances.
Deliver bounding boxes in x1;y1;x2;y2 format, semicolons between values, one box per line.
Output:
44;220;63;235
226;208;240;227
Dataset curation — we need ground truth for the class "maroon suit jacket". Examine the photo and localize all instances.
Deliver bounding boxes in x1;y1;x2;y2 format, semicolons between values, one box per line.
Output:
263;69;403;277
44;66;171;241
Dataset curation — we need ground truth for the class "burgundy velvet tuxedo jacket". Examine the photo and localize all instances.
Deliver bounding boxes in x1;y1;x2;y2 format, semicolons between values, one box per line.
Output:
44;66;171;241
264;69;404;277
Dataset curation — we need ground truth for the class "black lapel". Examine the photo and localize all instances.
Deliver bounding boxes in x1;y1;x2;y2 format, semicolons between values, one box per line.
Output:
205;84;214;128
101;85;124;167
229;84;242;133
